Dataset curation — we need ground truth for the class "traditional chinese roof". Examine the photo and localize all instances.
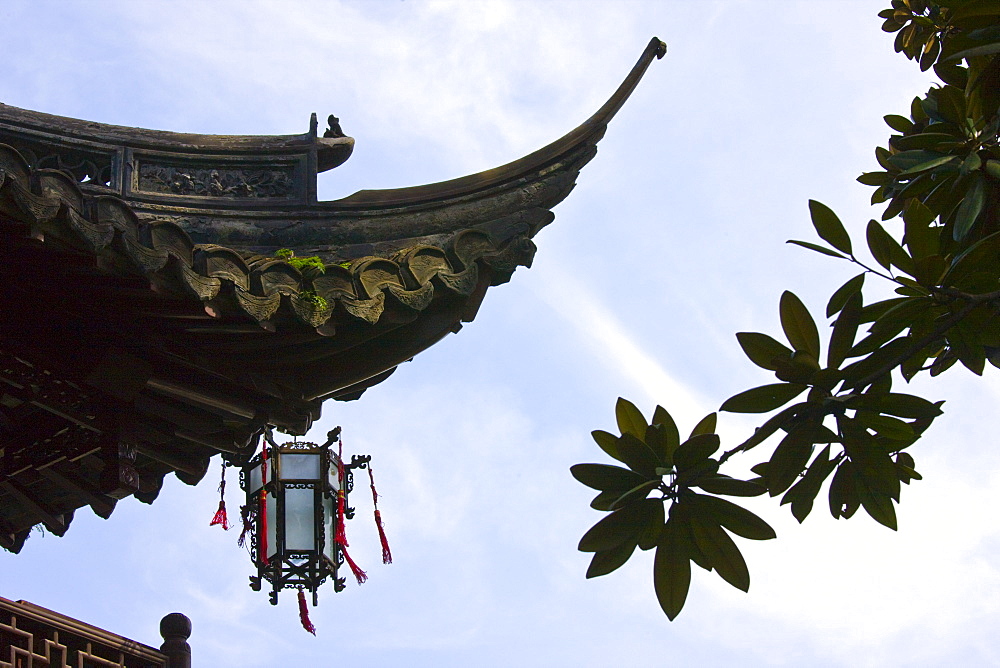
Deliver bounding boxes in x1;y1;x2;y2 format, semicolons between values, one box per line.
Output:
0;38;665;550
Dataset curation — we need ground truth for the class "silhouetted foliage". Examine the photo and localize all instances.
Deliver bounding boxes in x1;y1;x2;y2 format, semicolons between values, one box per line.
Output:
573;0;1000;619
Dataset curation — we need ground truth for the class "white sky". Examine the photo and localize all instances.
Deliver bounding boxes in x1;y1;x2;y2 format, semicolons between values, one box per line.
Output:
2;1;1000;666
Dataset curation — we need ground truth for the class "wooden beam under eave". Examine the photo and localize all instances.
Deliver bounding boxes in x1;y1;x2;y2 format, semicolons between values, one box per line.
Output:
295;279;486;401
0;516;17;553
0;480;68;536
134;442;210;480
38;465;117;519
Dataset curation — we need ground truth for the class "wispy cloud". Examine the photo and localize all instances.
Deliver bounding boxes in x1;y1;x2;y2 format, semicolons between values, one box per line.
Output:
534;261;710;419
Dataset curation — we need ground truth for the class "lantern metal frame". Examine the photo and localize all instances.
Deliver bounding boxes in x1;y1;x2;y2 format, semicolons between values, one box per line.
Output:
239;426;370;605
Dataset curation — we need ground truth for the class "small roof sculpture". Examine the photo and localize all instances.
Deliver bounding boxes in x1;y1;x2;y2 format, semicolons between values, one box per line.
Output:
0;38;665;551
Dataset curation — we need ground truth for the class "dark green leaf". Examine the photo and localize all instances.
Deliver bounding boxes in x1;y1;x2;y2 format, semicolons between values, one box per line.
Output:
644;424;670;466
571;463;648;492
590;491;619;511
736;332;794;371
857;171;892;186
787;239;847;259
651;405;681;464
579;499;660;552
949;320;987;375
859;297;909;325
853;467;898;530
780;291;821;358
689;493;776;541
961;152;982;176
857;413;914;441
586;537;638;578
874;393;944;419
766;428;815;496
934;59;968;87
674;459;720;488
615;397;647;439
654;520;692;620
694;474;767;497
610;479;661;511
689;413;717;438
720;383;808;414
673;434;720;471
843;342;913;391
903;200;939;261
827;273;865;318
953;174;986;241
951;1;1000;20
884;114;914;133
867;297;931;345
887;149;946;171
808;200;852;254
896;451;921;484
897;154;959;176
866;219;894;270
591;430;625;463
828;291;863;369
946;42;1000;62
872;185;889;206
828;460;860;519
773;352;819;384
783;445;838;523
616;433;660;478
740;403;808;452
689;514;750;592
941;231;1000;287
638;501;666;550
891;132;963;151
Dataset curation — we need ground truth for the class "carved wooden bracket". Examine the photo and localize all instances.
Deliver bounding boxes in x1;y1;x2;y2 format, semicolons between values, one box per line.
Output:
99;436;140;500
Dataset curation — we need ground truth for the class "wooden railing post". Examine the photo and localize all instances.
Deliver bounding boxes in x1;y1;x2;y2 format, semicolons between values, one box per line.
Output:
159;612;192;668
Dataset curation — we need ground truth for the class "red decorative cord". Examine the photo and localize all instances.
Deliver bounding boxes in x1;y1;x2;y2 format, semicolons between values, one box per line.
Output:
335;437;366;584
368;466;392;564
209;462;230;530
259;446;270;566
237;504;252;548
297;588;316;635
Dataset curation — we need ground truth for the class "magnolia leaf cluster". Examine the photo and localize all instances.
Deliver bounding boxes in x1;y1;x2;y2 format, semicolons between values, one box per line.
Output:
572;399;774;620
574;0;1000;621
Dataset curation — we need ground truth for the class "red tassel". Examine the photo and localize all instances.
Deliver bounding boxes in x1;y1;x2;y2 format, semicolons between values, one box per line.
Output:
335;439;348;547
210;502;229;530
340;544;368;585
335;490;348;547
369;467;392;564
237;504;252;548
334;436;366;584
259;447;270;566
374;510;392;565
297;589;316;635
209;463;230;530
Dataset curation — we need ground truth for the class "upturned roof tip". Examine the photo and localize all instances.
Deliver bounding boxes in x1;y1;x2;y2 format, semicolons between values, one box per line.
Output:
334;35;667;209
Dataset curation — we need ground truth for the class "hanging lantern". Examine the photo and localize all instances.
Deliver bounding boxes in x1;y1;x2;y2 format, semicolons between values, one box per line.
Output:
239;425;370;608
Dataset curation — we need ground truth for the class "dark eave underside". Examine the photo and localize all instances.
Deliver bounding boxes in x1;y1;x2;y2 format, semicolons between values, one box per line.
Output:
0;38;665;547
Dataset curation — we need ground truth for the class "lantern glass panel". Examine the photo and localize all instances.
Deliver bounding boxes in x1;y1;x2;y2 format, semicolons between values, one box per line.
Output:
323;494;336;562
265;490;277;559
328;456;342;492
284;487;316;550
280;453;321;481
247;463;263;493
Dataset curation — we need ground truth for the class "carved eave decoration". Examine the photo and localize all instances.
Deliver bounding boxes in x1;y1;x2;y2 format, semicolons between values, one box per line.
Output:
0;39;665;550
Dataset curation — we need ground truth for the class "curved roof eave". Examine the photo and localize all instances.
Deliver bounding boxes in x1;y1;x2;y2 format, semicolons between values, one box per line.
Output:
328;37;666;210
